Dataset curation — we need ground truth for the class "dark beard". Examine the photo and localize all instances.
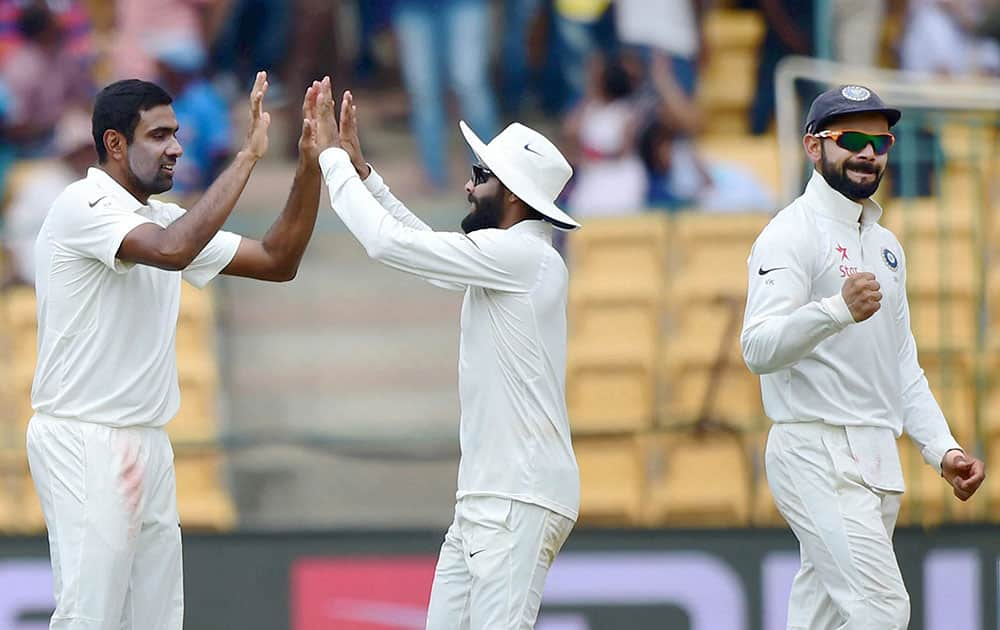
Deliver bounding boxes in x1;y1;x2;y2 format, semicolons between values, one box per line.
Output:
461;189;504;234
819;145;883;201
126;160;173;197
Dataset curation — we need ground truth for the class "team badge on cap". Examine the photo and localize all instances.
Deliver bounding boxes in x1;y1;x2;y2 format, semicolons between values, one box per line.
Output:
882;247;899;271
841;85;871;102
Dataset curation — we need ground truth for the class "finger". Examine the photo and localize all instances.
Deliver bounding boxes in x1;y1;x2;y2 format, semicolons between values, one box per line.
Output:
302;85;314;119
340;91;350;131
850;272;876;282
301;118;312;139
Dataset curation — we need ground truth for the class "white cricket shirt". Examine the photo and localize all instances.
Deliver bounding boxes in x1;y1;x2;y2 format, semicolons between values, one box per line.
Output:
31;167;241;428
320;148;580;520
741;170;961;490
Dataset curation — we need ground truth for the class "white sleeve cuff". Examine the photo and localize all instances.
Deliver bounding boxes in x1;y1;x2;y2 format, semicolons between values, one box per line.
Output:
820;292;855;327
922;436;964;474
362;164;386;194
318;147;357;196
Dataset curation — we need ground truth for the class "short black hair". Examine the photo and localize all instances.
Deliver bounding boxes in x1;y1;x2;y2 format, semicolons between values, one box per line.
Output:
92;80;173;163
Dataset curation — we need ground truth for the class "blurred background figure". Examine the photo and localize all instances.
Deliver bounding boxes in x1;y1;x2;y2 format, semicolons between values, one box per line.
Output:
283;0;340;157
900;0;1000;76
211;0;291;99
748;0;813;134
614;0;706;96
564;51;646;217
1;2;92;156
1;108;94;287
112;0;223;80
552;0;616;110
0;0;93;66
499;0;542;116
829;0;887;67
148;33;231;199
391;0;498;190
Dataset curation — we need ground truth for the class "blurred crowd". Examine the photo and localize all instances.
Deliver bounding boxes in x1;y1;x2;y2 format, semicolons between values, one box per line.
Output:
1;0;1000;287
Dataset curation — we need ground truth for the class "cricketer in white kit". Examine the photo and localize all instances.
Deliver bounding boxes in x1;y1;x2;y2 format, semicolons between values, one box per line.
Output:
311;79;580;629
742;84;986;630
27;73;324;629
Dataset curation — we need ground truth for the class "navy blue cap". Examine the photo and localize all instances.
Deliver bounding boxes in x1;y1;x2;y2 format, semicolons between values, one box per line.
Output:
804;85;901;134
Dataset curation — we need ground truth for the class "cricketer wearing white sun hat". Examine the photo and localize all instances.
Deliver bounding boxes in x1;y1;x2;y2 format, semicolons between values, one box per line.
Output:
317;86;580;628
459;119;581;230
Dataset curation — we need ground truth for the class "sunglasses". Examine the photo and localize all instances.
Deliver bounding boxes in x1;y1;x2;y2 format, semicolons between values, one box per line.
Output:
812;129;896;155
472;163;493;186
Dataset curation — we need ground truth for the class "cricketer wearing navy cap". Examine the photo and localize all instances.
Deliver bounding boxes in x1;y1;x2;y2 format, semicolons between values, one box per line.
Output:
805;84;901;134
742;81;986;630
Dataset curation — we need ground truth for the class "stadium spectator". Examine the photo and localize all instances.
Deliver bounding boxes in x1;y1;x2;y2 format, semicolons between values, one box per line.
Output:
499;0;543;115
564;51;646;216
2;108;95;286
211;0;292;98
113;0;224;81
614;0;706;96
552;0;617;109
0;2;91;155
900;0;1000;76
749;0;814;135
829;0;887;67
391;0;498;190
0;0;92;67
148;34;231;198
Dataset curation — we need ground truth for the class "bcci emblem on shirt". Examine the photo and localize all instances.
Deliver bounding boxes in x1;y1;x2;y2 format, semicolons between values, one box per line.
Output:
882;247;899;272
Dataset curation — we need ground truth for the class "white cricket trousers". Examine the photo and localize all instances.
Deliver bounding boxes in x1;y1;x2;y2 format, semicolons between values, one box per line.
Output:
425;496;575;629
766;422;909;630
26;414;183;630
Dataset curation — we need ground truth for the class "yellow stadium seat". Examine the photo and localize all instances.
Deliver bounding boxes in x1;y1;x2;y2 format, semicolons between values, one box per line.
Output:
897;438;946;528
569;297;662;351
882;197;976;240
903;238;979;298
174;450;237;531
696;10;765;135
660;366;764;432
18;468;45;533
567;214;669;276
574;435;646;526
909;296;979;353
697;137;781;199
566;340;656;433
662;302;745;372
168;381;219;446
644;431;751;526
0;285;38;331
671;211;771;250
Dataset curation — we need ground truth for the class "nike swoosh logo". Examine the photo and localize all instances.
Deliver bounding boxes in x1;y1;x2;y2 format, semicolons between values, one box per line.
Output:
469;549;486;558
523;143;542;156
758;266;787;276
88;196;107;208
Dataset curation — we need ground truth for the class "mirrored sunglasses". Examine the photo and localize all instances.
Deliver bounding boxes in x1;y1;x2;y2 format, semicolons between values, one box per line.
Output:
813;129;896;155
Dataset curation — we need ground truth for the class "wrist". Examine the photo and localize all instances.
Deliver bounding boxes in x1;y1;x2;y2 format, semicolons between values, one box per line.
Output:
235;148;262;165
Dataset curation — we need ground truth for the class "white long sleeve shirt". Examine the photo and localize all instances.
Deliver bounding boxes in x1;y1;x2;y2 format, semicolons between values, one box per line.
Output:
741;171;961;490
319;148;580;520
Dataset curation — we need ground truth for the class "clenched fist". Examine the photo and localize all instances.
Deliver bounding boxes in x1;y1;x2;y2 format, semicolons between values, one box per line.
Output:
842;272;881;322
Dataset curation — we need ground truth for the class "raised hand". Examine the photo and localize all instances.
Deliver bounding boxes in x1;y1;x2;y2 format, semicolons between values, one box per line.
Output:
841;272;881;322
942;450;986;501
244;71;271;160
297;83;320;164
312;76;340;152
339;90;370;178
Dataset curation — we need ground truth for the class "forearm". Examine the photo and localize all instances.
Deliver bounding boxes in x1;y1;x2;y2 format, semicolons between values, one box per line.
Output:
362;166;433;231
259;158;322;275
160;151;257;264
741;294;853;374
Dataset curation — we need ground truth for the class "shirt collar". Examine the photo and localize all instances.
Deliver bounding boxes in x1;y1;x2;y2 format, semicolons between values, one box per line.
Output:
86;167;146;213
804;169;883;226
507;219;553;241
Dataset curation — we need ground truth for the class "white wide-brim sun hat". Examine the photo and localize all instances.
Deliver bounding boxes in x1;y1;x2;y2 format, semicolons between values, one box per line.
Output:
459;120;581;230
